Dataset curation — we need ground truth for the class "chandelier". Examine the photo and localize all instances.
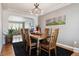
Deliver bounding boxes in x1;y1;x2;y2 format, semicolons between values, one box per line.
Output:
31;3;41;15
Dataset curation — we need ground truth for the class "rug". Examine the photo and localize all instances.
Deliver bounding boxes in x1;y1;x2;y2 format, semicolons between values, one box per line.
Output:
13;42;73;56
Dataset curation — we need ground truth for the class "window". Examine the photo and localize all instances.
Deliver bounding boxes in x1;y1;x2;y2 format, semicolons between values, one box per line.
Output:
8;22;23;30
24;18;34;29
8;15;35;32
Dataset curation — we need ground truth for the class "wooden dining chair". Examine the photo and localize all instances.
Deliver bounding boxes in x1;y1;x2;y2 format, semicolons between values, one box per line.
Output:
40;28;49;43
36;25;41;33
21;29;26;42
23;29;29;42
23;29;29;51
24;30;37;55
45;28;49;35
40;28;59;56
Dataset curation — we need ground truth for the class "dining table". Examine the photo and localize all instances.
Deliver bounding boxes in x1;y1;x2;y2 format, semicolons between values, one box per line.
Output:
30;33;48;55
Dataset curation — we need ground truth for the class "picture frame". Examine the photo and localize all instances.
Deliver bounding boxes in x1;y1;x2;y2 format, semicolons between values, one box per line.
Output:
46;15;66;26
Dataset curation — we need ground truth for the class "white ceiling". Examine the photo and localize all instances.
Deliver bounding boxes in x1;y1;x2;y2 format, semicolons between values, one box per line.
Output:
2;3;71;16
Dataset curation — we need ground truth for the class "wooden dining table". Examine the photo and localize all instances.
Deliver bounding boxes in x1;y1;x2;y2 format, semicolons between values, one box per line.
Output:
30;33;48;55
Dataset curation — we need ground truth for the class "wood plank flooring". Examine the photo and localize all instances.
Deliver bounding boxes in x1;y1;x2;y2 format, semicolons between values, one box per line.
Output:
1;44;15;56
71;53;79;56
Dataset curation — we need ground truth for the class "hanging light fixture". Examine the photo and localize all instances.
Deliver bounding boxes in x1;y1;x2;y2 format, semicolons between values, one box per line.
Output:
31;3;41;15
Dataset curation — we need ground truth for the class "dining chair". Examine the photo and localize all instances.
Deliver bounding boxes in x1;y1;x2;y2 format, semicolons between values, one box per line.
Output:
21;29;26;42
40;28;59;56
24;29;37;55
36;25;41;33
40;28;49;43
45;28;49;35
23;29;29;51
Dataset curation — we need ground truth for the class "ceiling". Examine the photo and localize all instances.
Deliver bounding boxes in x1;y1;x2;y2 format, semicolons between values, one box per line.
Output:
2;3;71;16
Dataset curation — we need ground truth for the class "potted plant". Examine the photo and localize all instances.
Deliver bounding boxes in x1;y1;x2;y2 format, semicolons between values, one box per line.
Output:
7;28;14;43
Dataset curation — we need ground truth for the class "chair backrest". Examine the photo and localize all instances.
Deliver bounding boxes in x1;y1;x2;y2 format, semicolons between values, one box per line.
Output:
49;28;59;49
36;26;41;33
24;29;31;46
23;29;28;34
21;29;25;42
45;28;49;35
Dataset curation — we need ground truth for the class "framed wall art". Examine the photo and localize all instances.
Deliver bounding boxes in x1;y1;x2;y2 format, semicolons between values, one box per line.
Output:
46;15;66;26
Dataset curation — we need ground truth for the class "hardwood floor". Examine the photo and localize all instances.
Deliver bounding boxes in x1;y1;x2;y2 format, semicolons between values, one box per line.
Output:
1;44;15;56
71;53;79;56
1;35;22;56
1;43;79;56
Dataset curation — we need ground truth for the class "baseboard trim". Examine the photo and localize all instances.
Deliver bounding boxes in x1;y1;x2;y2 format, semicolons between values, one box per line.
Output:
57;43;79;53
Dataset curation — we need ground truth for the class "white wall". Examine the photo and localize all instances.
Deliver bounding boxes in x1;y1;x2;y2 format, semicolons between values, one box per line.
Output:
38;4;79;48
0;3;2;54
